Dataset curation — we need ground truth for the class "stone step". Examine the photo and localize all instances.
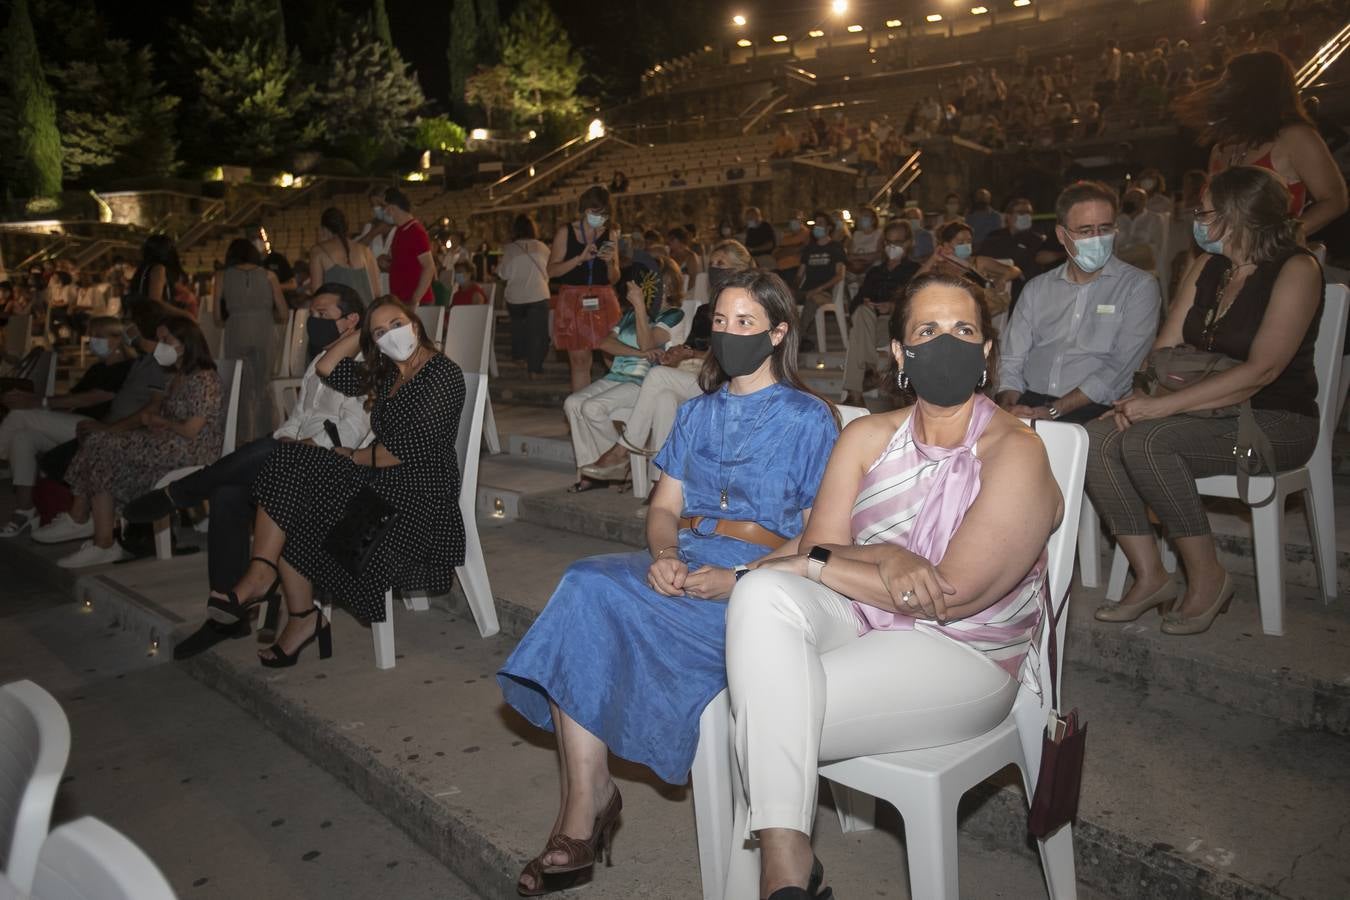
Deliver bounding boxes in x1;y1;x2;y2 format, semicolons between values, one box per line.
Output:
45;525;1343;900
476;455;576;520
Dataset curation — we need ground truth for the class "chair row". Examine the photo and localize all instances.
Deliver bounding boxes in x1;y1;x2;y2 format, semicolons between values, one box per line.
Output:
2;679;177;899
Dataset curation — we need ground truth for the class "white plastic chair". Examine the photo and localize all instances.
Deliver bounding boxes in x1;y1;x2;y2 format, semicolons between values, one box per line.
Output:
691;420;1089;900
283;307;309;377
369;372;500;669
415;305;447;350
1099;284;1348;634
0;680;71;895
813;280;849;354
143;360;243;561
29;817;176;900
485;284;500;379
445;304;502;455
691;271;710;304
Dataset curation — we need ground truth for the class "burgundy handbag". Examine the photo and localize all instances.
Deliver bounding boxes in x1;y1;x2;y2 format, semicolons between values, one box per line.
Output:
1027;592;1087;838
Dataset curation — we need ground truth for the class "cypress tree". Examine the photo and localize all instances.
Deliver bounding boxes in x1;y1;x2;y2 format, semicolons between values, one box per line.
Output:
448;0;478;113
373;0;393;47
3;0;63;199
475;0;500;60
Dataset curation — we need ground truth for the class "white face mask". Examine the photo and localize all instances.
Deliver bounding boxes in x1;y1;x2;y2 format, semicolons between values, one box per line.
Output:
1012;213;1033;232
375;323;418;362
585;212;607;228
884;243;907;261
153;341;179;367
89;337;112;358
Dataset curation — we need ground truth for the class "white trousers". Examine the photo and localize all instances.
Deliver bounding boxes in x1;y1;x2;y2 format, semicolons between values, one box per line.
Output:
563;379;640;469
623;366;701;481
722;570;1017;900
0;408;86;487
843;305;890;394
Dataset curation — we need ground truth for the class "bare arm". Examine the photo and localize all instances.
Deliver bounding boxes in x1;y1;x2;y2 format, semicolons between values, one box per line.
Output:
1285;124;1349;236
147;265;166;304
414;252;435;304
548;225;596;279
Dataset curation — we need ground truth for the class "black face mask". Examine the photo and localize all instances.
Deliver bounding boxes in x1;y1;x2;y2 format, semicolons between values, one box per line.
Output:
901;333;986;408
306;316;342;361
711;329;775;378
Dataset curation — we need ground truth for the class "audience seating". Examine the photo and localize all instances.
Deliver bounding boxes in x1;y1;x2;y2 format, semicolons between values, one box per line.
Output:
0;680;71;896
366;371;500;669
1097;284;1348;635
142;359;244;561
29;817;176;900
690;417;1088;900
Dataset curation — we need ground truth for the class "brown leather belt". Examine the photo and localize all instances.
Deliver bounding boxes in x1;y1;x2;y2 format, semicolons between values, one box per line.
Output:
678;516;786;549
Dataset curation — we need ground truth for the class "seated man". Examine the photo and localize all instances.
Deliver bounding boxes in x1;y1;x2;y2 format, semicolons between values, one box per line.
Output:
796;211;847;351
997;181;1160;424
121;283;371;658
842;220;920;404
0;317;165;537
977;197;1066;306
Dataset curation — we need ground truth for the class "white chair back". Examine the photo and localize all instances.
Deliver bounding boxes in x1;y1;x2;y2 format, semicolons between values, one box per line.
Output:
1309;285;1348;451
415;306;447;350
284;307;309;377
4;313;32;360
444;304;494;375
217;359;244;458
37;351;58;398
30;817;176;900
0;680;71;895
691;271;709;304
837;404;869;426
666;299;704;349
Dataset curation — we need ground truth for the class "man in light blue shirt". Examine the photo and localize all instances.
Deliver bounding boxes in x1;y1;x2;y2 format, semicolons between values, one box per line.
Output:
997;181;1160;424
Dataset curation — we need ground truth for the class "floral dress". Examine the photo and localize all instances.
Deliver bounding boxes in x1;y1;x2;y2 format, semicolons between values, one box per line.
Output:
66;368;223;504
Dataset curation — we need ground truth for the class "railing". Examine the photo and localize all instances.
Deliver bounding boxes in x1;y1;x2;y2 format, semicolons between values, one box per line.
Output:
487;133;629;206
868;150;923;210
487;134;590;201
1296;21;1350;90
742;92;789;135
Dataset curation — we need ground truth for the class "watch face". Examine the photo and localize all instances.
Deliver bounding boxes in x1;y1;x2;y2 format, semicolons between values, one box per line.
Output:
808;545;831;563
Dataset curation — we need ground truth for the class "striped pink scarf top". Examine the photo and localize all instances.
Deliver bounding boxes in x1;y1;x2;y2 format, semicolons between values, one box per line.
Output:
849;394;1045;684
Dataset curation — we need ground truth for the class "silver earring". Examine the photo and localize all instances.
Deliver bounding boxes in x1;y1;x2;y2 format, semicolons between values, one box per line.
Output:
898;371;909;390
978;369;987;388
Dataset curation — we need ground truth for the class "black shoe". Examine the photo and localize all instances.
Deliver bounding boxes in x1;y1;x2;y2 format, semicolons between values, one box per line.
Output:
123;487;178;523
767;858;832;900
173;617;250;660
259;605;333;668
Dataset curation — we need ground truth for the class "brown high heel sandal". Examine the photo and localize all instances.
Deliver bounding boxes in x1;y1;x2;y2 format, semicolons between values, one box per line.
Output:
516;842;590;897
539;787;623;876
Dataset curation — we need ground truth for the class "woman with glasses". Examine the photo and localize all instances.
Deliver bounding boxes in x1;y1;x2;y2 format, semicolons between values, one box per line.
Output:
1086;166;1323;635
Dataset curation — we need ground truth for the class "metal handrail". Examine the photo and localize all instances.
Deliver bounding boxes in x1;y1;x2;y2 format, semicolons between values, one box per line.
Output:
488;134;619;206
869;150;922;209
487;134;589;200
1296;21;1350;89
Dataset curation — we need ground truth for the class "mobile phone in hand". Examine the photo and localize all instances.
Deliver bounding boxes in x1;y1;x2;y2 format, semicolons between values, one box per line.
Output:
323;420;342;448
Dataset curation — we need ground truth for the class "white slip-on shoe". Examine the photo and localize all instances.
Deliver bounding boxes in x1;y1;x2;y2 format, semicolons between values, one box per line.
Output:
56;540;128;569
0;507;38;538
32;512;97;544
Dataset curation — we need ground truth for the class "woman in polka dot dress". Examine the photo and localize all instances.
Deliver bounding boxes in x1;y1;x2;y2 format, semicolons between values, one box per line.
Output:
227;297;466;667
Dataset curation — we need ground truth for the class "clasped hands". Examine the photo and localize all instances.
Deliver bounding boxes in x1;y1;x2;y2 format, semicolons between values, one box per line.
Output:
647;557;736;601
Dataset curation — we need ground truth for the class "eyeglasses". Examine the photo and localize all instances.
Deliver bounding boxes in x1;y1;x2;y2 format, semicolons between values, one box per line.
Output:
1063;223;1116;239
1190;207;1219;224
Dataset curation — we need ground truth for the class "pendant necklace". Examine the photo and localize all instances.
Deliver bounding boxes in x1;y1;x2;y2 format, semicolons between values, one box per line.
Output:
718;385;774;511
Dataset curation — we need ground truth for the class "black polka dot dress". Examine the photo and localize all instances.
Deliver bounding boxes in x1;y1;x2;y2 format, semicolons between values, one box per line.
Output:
252;354;467;623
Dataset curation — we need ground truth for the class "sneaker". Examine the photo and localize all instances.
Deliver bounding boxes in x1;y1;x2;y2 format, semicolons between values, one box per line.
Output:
0;507;38;538
32;512;96;544
56;540;128;569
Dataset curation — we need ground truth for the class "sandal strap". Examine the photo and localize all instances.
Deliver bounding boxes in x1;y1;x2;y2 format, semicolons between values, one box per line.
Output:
544;832;595;870
250;555;280;573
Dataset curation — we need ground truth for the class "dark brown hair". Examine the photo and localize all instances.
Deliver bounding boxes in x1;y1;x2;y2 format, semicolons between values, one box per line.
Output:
1174;51;1311;149
1054;180;1119;224
1207;166;1303;264
577;185;611;217
161;314;216;374
936;221;972;245
320;206;350;262
357;296;438;409
886;273;999;406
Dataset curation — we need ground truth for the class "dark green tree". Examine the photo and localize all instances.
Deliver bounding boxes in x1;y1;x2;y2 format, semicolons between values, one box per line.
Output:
2;0;63;199
373;0;394;47
447;0;478;113
475;0;500;60
465;64;513;128
314;23;426;169
500;0;583;126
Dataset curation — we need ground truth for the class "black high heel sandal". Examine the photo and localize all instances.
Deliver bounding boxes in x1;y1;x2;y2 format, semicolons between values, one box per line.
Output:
259;605;332;668
208;556;283;629
766;857;832;900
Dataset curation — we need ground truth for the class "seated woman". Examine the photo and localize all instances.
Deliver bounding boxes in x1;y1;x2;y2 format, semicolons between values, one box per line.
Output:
217;297;466;666
587;241;753;482
919;221;1021;317
449;260;489;306
498;271;840;897
565;257;685;490
1086;165;1323;635
39;317;224;569
723;273;1062;899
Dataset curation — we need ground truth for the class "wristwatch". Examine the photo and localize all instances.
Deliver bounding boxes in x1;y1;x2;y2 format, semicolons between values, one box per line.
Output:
807;545;832;583
734;565;750;581
1046;405;1061;420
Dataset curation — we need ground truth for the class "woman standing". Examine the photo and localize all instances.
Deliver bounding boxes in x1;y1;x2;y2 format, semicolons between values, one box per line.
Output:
499;271;839;896
548;186;622;392
308;207;381;303
214;239;287;442
722;274;1061;898
1177;50;1348;236
126;234;185;339
1086;166;1323;635
498;214;553;380
220;298;466;666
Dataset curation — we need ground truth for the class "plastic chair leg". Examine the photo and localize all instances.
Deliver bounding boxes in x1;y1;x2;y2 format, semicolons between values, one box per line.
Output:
456;524;500;637
897;784;960;900
1037;823;1079;900
404;592;430;612
483;399;502;455
152;516;173;561
691;691;734;900
373;590;396;669
1077;498;1101;588
1251;492;1288;636
1305;460;1339;602
813;308;829;353
631;454;652;500
830;781;878;833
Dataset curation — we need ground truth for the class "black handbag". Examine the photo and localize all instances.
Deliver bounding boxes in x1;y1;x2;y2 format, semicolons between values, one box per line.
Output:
1027;590;1087;838
322;483;399;577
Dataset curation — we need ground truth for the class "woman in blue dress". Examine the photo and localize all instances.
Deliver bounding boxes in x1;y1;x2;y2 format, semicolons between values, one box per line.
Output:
499;270;839;896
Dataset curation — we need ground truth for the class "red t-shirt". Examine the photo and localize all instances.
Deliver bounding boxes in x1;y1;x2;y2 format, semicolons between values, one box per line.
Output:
389;219;434;305
451;284;487;307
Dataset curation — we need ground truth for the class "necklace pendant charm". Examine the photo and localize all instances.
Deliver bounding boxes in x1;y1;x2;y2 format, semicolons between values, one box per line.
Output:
720;489;729;510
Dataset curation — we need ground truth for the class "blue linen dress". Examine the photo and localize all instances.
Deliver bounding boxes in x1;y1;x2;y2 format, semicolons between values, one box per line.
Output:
498;381;838;784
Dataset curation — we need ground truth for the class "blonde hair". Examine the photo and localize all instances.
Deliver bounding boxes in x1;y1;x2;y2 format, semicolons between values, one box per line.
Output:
708;239;753;270
1209;166;1303;264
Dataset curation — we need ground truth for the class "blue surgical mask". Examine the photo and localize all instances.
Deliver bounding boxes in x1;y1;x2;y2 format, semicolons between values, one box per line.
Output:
953;242;973;260
747;218;760;228
453;272;467;285
1069;233;1115;273
585;212;607;228
1193;219;1224;255
788;220;802;233
812;225;828;239
89;337;111;358
859;216;874;229
1012;213;1032;232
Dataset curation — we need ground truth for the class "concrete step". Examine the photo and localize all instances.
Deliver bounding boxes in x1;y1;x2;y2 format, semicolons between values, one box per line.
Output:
47;526;1345;900
476;455;576;520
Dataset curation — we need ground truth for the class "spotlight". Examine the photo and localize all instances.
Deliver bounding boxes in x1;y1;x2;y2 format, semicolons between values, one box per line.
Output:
587;118;606;141
772;34;788;42
971;6;989;13
831;0;848;14
492;497;506;519
1014;0;1031;5
470;128;489;140
926;13;943;21
733;13;746;25
886;18;902;27
808;29;825;37
846;24;863;32
736;38;752;47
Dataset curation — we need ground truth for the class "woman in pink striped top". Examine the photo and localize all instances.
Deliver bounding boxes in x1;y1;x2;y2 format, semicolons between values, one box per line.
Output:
721;273;1064;900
